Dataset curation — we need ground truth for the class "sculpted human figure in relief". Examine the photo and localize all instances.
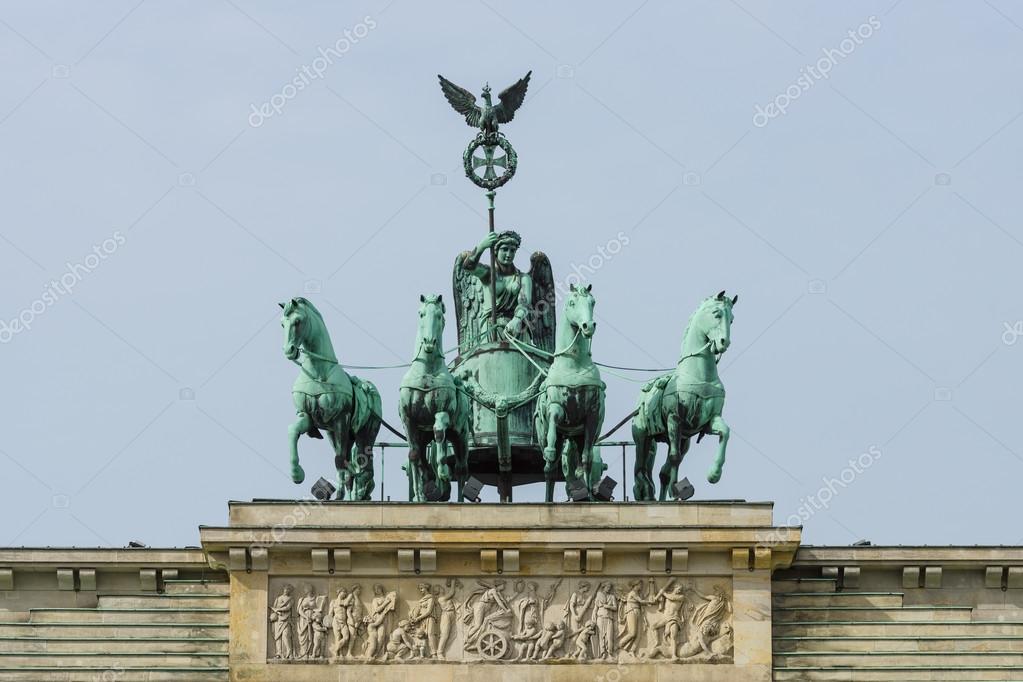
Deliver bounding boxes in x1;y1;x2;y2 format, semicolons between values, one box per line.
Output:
535;621;567;660
512;612;543;660
384;619;414;660
463;579;512;654
309;596;328;659
678;584;733;660
408;582;439;657
591;581;619;660
435;579;462;660
296;584;316;659
563;580;594;657
618;579;654;656
639;579;689;660
364;584;398;660
346;585;364;658
269;584;295;659
328;587;355;660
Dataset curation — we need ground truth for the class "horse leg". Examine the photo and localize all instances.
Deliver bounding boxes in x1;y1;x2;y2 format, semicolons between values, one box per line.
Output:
706;414;730;483
561;439;578;499
659;412;681;501
351;433;376;501
398;405;424;503
632;424;648;501
543;402;565;503
433;411;452;500
450;428;469;502
412;432;432;502
670;438;691;499
582;400;602;497
645;440;659;500
633;426;658;501
287;412;311;484
328;428;353;501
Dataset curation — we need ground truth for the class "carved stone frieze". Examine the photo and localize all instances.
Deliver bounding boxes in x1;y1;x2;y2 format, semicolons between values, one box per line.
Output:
267;576;732;664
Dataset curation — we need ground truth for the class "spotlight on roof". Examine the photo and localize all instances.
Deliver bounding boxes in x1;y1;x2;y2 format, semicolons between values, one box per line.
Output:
593;476;617;502
567;479;591;502
311;477;336;502
424;480;444;502
461;477;483;503
671;477;695;502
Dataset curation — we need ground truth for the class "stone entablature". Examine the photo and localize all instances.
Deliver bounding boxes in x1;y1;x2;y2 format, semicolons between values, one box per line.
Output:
0;547;213;611
5;511;1023;680
200;501;800;681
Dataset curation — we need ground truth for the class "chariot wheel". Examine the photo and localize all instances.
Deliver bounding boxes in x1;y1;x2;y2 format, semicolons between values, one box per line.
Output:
477;630;509;660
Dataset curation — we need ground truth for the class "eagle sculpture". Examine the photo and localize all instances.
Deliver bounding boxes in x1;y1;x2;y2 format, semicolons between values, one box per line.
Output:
438;71;532;136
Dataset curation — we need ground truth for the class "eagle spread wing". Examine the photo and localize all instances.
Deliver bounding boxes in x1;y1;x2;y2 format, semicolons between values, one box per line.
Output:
494;71;531;124
438;75;481;128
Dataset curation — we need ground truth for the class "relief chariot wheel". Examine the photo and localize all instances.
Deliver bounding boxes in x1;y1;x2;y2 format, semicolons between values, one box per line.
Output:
477;629;509;660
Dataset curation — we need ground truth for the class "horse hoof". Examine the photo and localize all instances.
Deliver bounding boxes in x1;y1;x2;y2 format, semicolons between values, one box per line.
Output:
707;468;721;484
291;466;305;485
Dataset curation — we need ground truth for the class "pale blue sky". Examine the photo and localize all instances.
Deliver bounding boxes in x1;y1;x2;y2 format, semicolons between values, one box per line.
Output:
1;0;1022;546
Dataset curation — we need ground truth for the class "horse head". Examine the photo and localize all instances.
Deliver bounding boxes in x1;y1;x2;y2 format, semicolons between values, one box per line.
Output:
566;283;597;339
279;297;326;362
693;291;737;355
417;294;446;356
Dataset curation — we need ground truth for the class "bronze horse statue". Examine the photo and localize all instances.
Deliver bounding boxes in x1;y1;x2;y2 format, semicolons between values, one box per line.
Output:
399;295;471;502
535;284;606;502
632;292;736;501
280;297;381;500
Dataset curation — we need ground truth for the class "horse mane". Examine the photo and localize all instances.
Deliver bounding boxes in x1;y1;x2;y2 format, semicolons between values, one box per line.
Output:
293;297;325;325
290;298;333;356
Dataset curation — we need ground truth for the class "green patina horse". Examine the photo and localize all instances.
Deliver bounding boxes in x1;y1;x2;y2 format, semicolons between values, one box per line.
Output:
534;284;606;502
280;297;381;500
399;295;471;502
632;292;737;501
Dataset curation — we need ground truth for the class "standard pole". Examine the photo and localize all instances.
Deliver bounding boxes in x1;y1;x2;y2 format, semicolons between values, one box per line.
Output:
487;188;512;502
486;189;498;339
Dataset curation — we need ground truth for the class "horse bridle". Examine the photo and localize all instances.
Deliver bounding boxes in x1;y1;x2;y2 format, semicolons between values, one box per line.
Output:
678;340;726;366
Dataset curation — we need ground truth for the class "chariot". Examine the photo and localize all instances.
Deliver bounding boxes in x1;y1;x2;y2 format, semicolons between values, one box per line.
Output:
448;249;558;502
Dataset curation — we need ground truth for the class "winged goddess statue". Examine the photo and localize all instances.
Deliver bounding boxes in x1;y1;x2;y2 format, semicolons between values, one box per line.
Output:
452;230;555;356
437;71;532;137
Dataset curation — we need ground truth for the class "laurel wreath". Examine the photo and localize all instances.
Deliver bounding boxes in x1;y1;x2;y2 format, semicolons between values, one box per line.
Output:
463;133;517;190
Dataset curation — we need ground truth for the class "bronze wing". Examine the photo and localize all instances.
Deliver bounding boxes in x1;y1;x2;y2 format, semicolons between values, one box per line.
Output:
438;74;482;128
494;71;532;124
452;251;485;356
528;250;556;354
